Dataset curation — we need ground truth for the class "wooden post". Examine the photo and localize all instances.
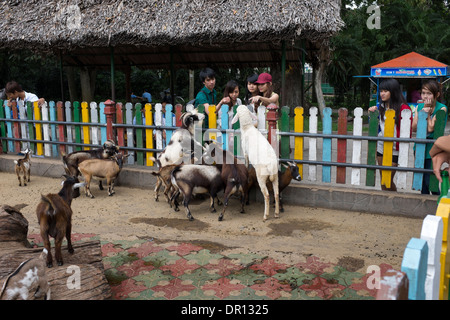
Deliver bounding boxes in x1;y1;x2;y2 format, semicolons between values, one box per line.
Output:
376;269;409;300
294;107;304;179
280;106;290;170
381;109;395;189
34;101;43;156
336;108;348;184
401;238;428;300
420;215;443;300
322;107;332;183
81;101;90;150
115;103;124;148
11;100;20;152
266;103;279;150
435;198;450;300
366;110;379;187
308;107;318;181
145;103;153;167
351;108;363;185
57;101;66;155
103;99;116;142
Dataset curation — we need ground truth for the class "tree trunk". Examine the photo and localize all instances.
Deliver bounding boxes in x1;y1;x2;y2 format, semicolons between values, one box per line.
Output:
80;67;97;102
65;66;79;102
314;62;326;117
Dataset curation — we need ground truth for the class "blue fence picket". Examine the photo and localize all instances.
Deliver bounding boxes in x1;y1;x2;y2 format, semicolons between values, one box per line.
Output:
99;102;107;144
322;107;332;183
401;238;428;300
412;111;428;190
4;101;13;152
49;101;58;156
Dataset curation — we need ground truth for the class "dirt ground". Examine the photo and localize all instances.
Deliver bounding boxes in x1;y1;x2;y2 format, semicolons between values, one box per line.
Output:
0;171;424;272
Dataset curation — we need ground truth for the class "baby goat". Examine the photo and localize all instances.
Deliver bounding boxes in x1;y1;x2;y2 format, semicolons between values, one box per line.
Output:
170;164;223;221
14;148;32;186
78;153;130;198
36;175;84;268
203;142;249;221
0;249;51;300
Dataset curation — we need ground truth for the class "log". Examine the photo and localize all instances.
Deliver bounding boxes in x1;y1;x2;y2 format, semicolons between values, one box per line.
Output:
0;205;31;248
0;240;112;300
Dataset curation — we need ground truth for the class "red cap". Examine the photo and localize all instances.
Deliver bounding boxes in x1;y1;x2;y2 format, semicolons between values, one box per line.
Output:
255;73;272;84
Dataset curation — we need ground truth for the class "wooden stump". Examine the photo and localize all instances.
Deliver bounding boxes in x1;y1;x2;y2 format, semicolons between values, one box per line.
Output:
0;240;112;300
0;205;31;248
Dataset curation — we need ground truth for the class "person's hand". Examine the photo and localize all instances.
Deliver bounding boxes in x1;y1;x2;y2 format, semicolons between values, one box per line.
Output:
249;96;261;103
432;151;450;183
368;106;377;112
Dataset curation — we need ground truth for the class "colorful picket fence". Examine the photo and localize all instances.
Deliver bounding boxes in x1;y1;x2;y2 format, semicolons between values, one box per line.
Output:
377;193;450;300
0;100;446;193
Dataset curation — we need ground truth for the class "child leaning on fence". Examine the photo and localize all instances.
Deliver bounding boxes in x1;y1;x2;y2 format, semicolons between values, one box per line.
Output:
5;81;45;118
412;80;448;195
368;78;411;192
215;80;242;129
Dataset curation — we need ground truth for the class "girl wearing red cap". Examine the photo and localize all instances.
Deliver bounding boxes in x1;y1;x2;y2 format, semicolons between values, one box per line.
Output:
249;73;279;107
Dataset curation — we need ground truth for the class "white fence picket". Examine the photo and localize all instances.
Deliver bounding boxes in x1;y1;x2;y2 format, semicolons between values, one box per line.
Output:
351;107;363;185
308;107;318;181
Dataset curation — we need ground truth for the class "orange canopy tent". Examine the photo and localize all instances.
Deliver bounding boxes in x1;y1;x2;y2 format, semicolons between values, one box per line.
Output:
371;52;449;78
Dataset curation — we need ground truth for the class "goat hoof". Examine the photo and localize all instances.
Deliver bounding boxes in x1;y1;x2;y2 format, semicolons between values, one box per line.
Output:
47;263;53;268
57;261;63;266
68;248;74;254
218;215;223;221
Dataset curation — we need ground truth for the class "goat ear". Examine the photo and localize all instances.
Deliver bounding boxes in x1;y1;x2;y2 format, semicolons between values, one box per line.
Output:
231;113;239;125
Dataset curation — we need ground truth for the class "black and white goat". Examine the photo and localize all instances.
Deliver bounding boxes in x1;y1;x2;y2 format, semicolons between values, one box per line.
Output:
170;164;223;221
14;148;32;186
36;175;84;267
156;110;205;167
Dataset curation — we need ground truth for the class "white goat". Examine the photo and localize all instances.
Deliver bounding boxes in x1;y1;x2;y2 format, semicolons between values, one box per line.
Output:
231;105;279;221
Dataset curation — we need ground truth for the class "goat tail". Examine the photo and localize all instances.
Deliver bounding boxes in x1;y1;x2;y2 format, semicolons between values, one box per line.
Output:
13;160;18;165
40;195;56;216
170;166;182;188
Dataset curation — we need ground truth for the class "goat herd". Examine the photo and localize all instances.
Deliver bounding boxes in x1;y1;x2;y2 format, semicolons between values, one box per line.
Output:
9;106;302;271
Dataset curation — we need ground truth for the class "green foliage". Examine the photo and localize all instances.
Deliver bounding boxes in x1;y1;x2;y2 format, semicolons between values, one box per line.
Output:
328;0;450;107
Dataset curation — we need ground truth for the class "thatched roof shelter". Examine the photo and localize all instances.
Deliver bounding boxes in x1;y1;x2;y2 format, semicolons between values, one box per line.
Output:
0;0;344;103
0;0;343;67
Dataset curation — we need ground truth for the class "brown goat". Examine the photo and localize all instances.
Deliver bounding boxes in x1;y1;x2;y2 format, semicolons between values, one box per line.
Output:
78;153;130;198
14;149;32;186
203;142;249;221
36;175;84;268
151;163;178;203
247;161;302;212
62;139;119;190
0;249;50;300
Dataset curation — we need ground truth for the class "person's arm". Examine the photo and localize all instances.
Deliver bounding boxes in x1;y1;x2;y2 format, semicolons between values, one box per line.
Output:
412;106;419;132
259;93;279;106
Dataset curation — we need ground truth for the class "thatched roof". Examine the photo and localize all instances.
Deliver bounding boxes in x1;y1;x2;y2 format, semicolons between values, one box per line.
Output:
0;0;344;69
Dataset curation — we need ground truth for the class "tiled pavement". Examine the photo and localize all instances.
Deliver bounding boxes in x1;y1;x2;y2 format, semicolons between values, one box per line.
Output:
28;233;395;300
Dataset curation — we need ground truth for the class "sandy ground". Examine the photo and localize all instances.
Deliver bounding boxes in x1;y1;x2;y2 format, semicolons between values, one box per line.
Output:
0;171;424;272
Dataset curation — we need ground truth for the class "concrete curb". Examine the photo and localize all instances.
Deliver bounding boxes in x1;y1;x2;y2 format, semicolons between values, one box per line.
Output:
0;154;437;219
